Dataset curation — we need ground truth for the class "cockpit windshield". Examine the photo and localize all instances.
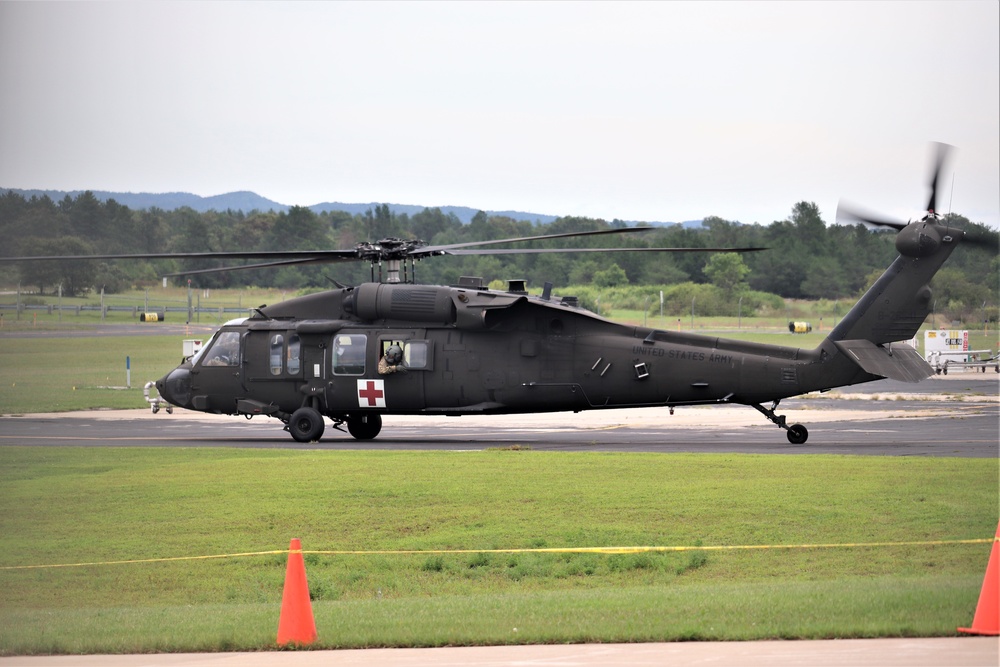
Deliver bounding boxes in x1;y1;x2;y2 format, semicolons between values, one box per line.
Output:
191;318;246;366
200;329;242;367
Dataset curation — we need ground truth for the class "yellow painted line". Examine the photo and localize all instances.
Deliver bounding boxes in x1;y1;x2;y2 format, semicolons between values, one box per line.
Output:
0;538;993;571
0;550;287;570
302;537;996;556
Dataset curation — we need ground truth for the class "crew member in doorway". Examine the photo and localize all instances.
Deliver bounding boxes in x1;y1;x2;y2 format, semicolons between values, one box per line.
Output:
378;344;405;375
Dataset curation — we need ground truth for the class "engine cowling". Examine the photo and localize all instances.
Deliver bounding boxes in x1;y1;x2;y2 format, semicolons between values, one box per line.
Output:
351;283;458;324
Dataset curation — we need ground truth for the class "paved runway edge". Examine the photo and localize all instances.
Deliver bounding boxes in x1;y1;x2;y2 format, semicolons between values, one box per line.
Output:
1;637;998;666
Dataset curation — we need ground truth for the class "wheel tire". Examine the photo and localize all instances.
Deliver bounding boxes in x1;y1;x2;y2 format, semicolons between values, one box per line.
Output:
289;407;325;443
786;424;808;445
347;413;382;440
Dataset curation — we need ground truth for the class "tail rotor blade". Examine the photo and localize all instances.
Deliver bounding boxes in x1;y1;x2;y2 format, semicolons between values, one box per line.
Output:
836;201;907;231
926;141;953;214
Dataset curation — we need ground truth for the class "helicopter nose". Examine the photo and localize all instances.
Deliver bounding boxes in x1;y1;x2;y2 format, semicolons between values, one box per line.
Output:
157;367;193;409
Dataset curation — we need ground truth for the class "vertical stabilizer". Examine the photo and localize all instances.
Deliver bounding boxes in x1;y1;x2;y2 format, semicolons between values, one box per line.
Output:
826;220;959;345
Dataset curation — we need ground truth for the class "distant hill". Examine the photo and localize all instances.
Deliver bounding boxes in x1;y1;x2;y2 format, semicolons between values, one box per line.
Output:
2;189;285;214
307;201;561;226
1;188;697;227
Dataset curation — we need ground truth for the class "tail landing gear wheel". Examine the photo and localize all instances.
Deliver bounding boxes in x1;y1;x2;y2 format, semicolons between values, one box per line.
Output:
288;407;325;443
751;401;809;445
786;424;809;444
348;413;382;440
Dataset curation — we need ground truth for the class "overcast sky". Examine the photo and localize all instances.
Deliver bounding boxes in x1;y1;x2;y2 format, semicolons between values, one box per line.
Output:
1;1;997;227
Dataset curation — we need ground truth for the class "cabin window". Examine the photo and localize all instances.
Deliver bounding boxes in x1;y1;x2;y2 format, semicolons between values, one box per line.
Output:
333;334;367;375
404;340;429;369
287;335;301;375
377;338;431;371
269;334;284;375
202;330;241;367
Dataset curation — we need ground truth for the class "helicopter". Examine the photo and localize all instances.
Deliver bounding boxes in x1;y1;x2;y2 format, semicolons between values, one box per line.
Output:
3;143;995;444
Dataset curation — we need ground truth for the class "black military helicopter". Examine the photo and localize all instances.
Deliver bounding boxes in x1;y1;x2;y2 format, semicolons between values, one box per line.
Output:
4;144;994;443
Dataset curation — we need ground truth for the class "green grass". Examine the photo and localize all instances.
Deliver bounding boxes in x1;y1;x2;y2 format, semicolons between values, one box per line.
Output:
0;286;294;331
0;447;995;653
0;336;185;413
0;577;983;653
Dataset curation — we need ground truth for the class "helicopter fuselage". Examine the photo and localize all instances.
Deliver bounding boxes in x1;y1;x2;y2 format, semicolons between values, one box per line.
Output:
155;280;885;441
156;213;969;445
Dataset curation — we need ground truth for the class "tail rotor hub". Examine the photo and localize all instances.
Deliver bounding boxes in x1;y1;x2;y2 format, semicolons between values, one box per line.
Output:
895;220;943;258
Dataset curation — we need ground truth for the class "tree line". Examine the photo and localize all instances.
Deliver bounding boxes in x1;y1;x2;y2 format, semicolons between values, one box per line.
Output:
0;191;996;321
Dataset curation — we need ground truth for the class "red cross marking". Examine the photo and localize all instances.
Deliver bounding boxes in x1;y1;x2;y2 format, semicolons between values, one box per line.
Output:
358;380;384;407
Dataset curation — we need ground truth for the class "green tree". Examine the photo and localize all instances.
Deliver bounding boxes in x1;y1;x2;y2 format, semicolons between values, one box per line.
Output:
362;204;401;240
61;191;104;239
931;267;993;320
264;206;329;251
703;253;750;295
791;201;825;252
17;236;96;296
256;206;333;288
410;207;461;242
800;257;849;299
593;263;628;287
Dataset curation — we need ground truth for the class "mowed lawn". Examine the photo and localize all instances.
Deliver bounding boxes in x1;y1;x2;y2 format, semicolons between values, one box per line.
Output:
0;446;995;654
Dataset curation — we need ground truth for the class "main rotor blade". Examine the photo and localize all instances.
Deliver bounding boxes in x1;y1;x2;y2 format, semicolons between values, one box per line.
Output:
445;246;767;256
413;226;655;256
162;255;350;277
0;250;359;263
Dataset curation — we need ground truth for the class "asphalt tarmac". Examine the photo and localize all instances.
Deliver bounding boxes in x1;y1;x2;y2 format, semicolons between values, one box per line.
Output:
2;375;996;456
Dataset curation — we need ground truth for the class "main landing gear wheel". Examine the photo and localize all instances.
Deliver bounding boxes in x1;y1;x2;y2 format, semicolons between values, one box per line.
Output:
348;413;382;440
288;407;325;443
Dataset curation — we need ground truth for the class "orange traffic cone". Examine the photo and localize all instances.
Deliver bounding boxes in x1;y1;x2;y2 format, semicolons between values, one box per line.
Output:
958;521;999;635
277;538;318;646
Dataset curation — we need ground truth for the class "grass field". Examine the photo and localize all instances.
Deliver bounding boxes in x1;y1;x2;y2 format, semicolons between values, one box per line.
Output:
0;287;284;326
0;336;185;413
0;447;995;654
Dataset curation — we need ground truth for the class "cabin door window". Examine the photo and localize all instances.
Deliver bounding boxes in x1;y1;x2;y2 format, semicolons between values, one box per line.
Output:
267;333;302;376
287;335;301;375
333;334;367;375
376;337;432;373
269;334;284;375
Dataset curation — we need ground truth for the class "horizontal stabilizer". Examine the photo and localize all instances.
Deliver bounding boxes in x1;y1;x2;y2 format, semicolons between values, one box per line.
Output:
834;339;933;383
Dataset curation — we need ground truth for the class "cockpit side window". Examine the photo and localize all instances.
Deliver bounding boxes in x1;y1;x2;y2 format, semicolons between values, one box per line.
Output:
333;334;367;375
202;330;241;367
